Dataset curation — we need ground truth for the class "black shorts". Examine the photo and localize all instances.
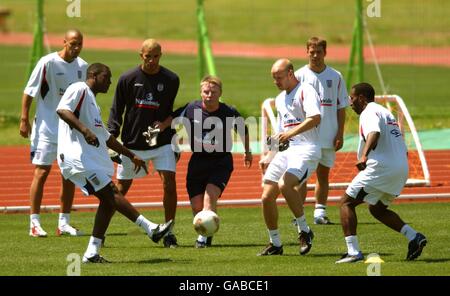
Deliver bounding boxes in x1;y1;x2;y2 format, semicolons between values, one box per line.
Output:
186;153;234;199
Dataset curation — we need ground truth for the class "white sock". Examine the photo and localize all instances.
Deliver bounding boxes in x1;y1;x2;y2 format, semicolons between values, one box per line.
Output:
268;229;282;247
58;213;70;227
135;215;158;236
30;214;40;227
400;224;417;241
84;236;102;258
345;235;361;256
295;215;310;233
314;204;326;218
197;235;207;243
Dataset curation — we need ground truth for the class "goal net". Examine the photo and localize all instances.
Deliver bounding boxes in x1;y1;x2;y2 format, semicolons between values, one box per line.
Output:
260;95;430;189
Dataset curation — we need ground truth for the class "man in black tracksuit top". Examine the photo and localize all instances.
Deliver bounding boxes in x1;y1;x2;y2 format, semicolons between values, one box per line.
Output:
173;75;253;248
107;39;179;248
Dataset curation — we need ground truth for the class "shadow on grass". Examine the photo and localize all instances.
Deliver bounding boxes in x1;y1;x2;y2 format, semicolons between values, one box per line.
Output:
59;231;143;239
312;252;394;258
253;252;396;258
104;232;129;237
202;243;269;248
422;258;450;263
115;258;176;264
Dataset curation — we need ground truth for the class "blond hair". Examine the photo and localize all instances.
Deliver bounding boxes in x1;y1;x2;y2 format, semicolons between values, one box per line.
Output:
200;75;222;93
141;39;161;53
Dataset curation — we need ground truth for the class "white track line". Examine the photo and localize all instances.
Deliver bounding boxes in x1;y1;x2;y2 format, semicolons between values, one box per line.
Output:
2;193;450;212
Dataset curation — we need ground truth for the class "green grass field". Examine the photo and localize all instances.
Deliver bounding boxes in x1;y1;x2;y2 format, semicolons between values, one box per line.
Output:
2;0;449;46
2;45;450;146
0;203;448;276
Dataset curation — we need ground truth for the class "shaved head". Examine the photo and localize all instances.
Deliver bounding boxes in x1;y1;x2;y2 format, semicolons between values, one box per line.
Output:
87;63;110;79
65;29;83;41
61;29;83;62
86;63;112;94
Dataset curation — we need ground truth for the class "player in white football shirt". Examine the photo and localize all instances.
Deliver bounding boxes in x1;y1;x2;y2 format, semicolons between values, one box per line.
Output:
336;83;427;263
57;63;173;263
295;37;349;225
20;29;88;237
258;59;321;256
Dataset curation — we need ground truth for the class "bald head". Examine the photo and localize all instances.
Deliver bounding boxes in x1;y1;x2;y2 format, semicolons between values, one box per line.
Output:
61;29;83;62
65;29;83;41
271;59;294;75
271;58;297;92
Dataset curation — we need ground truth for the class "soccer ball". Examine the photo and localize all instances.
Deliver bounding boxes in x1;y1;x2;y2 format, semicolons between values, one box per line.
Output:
193;210;220;237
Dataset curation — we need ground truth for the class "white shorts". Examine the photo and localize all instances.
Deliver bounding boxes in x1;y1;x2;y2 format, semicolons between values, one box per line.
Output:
346;158;407;206
31;141;57;166
319;148;336;168
346;183;396;206
68;171;112;196
263;146;319;185
117;144;176;180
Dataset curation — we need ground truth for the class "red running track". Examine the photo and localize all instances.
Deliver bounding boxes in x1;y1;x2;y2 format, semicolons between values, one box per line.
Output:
0;147;449;210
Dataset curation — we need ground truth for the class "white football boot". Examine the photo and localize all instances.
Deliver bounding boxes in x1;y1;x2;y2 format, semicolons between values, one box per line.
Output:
29;222;48;237
56;224;84;236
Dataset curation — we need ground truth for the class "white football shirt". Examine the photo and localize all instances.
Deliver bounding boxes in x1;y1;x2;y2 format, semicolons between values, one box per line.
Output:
295;65;349;148
24;52;88;144
57;82;114;179
356;102;409;195
275;82;321;153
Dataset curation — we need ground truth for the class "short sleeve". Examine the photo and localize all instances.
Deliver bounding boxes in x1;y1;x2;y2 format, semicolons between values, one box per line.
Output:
24;57;46;98
57;84;85;112
301;84;321;118
360;107;381;137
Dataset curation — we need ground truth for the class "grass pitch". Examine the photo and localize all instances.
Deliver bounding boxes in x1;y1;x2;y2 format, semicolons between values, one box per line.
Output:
0;202;449;276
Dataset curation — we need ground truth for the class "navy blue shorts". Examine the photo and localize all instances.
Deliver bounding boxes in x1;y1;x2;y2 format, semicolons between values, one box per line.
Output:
186;153;234;199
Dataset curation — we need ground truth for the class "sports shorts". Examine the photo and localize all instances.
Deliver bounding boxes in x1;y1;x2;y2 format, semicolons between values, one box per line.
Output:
117;144;176;180
346;184;396;206
68;170;112;196
30;141;57;166
318;148;336;168
346;160;407;206
263;146;320;185
186;153;233;199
